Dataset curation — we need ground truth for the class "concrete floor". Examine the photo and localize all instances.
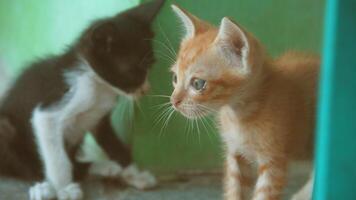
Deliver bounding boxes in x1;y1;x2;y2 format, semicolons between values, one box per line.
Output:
0;163;310;200
0;175;221;200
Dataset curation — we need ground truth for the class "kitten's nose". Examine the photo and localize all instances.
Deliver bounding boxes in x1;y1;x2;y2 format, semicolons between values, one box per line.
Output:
171;98;182;108
133;82;150;98
141;82;150;95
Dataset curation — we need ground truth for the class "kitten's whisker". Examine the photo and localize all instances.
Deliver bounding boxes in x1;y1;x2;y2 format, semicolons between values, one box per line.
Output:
152;103;171;118
151;101;171;109
153;106;172;129
150;110;167;137
184;117;190;143
138;51;154;69
158;23;177;57
134;99;146;118
147;94;171;98
154;39;176;58
129;99;135;128
198;109;217;144
200;115;214;144
156;105;171;121
122;97;135;131
149;39;176;59
159;107;175;137
189;117;194;141
197;104;217;113
154;52;175;63
153;47;176;61
195;118;201;146
158;107;174;138
154;51;176;64
191;110;201;146
153;49;175;59
204;117;216;133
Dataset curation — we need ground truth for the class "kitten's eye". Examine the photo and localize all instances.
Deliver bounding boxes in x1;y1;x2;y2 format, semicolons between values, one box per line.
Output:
172;74;177;84
191;78;206;91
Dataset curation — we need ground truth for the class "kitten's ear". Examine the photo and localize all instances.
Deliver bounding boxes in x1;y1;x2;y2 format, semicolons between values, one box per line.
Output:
126;0;165;24
215;17;250;73
171;5;209;40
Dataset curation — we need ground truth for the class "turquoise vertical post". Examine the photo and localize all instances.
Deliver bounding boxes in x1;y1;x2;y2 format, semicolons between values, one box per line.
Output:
315;0;356;199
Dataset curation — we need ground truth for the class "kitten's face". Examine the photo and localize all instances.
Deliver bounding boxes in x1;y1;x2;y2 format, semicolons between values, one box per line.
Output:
86;19;154;95
170;30;243;119
81;0;164;95
170;5;263;119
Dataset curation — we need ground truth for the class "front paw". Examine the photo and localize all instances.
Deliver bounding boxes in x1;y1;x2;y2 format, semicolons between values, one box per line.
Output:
89;160;122;178
29;181;56;200
57;183;83;200
122;164;157;190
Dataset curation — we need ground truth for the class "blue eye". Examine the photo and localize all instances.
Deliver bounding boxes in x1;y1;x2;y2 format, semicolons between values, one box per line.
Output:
191;78;206;91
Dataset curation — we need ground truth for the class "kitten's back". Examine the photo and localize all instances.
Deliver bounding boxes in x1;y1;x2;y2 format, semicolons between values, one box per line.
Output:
274;51;319;87
0;52;79;180
274;51;319;106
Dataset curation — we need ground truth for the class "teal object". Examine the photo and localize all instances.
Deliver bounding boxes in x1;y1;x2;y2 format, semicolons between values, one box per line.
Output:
315;0;356;199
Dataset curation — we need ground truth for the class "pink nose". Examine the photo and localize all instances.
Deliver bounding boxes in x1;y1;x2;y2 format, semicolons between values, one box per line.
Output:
172;98;182;108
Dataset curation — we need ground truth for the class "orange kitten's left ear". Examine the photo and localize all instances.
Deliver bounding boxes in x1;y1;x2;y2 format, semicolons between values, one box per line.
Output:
215;17;250;74
171;4;210;40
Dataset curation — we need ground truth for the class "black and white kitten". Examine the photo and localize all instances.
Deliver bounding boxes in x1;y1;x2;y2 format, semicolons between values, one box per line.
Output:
0;0;164;199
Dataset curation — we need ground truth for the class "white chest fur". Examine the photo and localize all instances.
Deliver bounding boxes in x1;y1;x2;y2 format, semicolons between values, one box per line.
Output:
219;106;256;160
32;68;118;146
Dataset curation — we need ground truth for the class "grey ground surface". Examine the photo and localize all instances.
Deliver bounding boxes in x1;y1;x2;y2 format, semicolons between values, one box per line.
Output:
0;175;222;200
0;163;310;200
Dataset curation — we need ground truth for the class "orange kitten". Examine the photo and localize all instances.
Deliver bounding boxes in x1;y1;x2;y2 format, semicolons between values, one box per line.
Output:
170;5;319;200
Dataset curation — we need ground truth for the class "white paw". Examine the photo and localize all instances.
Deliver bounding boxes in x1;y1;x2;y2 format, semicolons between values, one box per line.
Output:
121;164;157;190
57;183;83;200
89;160;122;178
29;181;56;200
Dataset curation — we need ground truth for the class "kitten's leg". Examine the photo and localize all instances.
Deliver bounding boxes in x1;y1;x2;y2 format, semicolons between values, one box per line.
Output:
291;171;314;200
30;109;82;200
121;164;157;190
239;156;256;200
224;154;246;200
252;158;287;200
29;182;56;200
72;161;91;181
93;114;156;189
83;156;156;190
93;114;132;166
88;159;122;178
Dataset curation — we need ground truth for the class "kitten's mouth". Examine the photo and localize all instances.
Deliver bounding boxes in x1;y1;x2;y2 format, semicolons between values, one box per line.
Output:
130;82;150;99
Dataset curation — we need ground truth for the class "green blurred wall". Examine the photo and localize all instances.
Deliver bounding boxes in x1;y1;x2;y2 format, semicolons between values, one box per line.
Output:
0;0;139;76
133;0;325;173
0;0;325;173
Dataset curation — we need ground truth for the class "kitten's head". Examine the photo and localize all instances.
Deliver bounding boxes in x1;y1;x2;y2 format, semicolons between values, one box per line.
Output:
170;5;266;119
79;0;165;95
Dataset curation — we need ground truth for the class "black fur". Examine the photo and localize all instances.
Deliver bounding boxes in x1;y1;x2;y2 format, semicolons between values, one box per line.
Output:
0;0;164;181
